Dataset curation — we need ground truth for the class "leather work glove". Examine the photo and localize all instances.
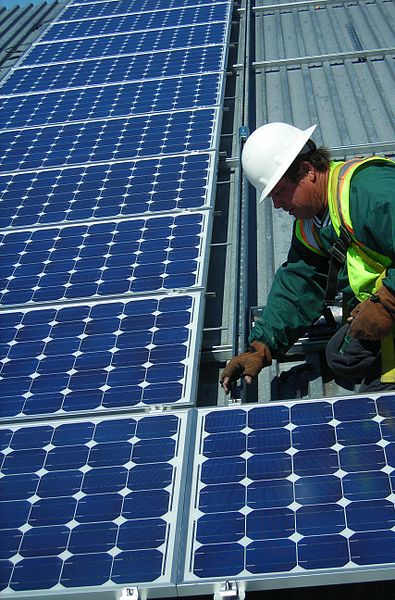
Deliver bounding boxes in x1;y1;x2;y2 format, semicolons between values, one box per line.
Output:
220;340;272;395
348;284;395;341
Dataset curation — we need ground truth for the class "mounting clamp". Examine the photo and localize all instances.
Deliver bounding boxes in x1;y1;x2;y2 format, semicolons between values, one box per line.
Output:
119;588;139;600
214;580;245;600
239;126;249;141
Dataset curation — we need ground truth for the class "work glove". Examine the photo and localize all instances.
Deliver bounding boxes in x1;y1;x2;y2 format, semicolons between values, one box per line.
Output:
348;284;395;341
220;340;272;395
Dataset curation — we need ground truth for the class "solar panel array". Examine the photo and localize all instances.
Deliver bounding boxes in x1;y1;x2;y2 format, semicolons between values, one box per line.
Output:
3;394;395;596
0;0;231;413
5;0;395;597
0;0;231;594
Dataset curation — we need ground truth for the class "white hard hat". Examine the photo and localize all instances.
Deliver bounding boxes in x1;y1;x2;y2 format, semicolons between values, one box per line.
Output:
241;122;317;203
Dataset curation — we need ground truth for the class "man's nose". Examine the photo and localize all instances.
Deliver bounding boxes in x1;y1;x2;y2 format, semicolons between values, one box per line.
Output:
271;195;283;210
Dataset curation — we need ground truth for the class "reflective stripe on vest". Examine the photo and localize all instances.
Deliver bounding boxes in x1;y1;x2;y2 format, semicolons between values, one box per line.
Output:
328;156;393;302
295;219;326;256
295;162;342;257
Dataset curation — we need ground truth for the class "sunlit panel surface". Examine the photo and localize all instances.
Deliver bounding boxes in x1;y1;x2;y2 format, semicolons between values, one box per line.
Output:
0;410;191;593
0;47;226;95
182;398;395;585
0;109;217;173
17;24;228;66
63;0;226;21
0;293;201;419
0;213;209;305
0;154;213;229
0;75;221;130
42;4;230;42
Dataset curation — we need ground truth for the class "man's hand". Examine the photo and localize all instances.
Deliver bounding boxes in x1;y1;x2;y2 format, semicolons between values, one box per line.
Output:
220;341;272;394
348;284;395;341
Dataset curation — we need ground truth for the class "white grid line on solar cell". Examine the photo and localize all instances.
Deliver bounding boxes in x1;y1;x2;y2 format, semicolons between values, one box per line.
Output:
0;108;220;175
41;4;230;44
179;398;395;591
0;409;193;595
0;46;227;96
16;23;228;67
0;74;223;132
0;153;216;230
0;211;211;307
0;291;203;420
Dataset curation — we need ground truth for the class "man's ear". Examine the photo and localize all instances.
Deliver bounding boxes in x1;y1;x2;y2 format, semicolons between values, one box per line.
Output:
301;160;316;181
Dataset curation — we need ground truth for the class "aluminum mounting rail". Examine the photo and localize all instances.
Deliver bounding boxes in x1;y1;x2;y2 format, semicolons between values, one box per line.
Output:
253;0;382;11
251;47;395;69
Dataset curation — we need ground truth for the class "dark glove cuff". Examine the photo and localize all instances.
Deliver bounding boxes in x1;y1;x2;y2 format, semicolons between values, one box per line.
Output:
249;340;272;364
375;285;395;318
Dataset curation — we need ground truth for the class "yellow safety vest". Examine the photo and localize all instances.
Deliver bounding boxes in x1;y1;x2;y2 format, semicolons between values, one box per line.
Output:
328;156;395;383
297;156;395;382
327;157;392;301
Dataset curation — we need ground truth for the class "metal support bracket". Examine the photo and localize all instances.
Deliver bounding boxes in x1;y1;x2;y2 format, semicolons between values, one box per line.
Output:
239;125;250;141
119;588;139;600
214;580;245;600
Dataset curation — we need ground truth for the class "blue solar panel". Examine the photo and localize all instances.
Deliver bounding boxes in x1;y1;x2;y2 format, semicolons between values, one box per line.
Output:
0;293;200;418
0;213;207;305
0;75;221;130
0;110;216;172
0;410;190;593
0;47;225;96
42;4;230;42
63;0;223;21
19;23;227;66
181;398;395;587
0;154;212;229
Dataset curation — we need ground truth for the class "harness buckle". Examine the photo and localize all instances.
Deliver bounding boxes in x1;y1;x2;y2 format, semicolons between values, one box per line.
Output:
329;225;352;265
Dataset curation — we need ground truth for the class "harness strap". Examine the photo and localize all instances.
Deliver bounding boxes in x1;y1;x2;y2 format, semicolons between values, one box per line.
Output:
325;225;352;306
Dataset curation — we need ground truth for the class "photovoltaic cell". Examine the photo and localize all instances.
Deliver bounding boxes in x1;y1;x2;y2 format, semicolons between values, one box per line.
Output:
0;410;190;593
0;154;212;229
0;109;216;173
0;75;221;130
182;398;395;586
0;213;207;305
0;293;200;419
42;4;230;42
0;47;225;96
19;23;227;66
63;0;223;21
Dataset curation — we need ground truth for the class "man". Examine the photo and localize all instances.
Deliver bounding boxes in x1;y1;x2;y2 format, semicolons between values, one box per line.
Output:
221;122;395;394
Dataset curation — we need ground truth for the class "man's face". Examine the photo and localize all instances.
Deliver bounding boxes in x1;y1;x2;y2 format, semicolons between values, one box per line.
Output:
269;163;325;219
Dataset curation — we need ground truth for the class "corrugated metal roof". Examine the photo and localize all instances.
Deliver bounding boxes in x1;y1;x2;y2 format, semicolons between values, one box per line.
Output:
253;0;395;150
0;1;65;75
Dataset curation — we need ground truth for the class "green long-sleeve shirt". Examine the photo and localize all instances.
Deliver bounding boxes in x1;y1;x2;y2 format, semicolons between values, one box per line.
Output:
249;160;395;357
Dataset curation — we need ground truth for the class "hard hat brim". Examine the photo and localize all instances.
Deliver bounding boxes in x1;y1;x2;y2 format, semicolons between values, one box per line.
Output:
258;124;317;203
